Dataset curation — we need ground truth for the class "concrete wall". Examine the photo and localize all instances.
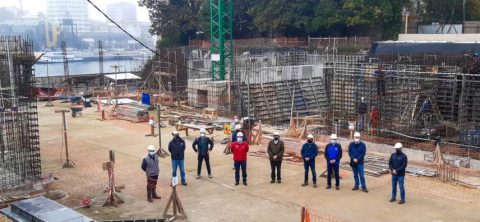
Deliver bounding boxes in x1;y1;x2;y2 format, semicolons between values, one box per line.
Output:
398;34;480;42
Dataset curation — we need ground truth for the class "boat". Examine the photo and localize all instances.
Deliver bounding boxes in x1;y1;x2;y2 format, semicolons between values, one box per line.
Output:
37;52;84;63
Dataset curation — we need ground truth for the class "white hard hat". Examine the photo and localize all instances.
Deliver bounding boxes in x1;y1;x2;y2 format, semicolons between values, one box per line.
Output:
237;132;244;137
354;132;361;137
273;132;279;136
147;145;156;151
172;131;179;135
394;143;403;149
307;134;314;139
235;124;241;130
330;134;338;139
200;128;206;133
361;97;365;100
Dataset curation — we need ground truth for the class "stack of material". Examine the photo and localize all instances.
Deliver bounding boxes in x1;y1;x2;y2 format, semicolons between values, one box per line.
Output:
341;155;438;177
340;155;390;177
115;105;149;123
248;150;304;164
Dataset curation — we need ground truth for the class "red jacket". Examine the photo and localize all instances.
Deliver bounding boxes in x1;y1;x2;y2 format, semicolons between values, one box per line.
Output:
231;141;249;161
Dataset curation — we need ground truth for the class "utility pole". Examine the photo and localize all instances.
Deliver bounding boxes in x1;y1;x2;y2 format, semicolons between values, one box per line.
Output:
463;0;467;27
46;60;54;107
55;109;75;168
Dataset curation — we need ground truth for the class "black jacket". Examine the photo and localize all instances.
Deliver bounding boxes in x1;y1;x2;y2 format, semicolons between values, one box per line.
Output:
192;136;214;154
388;151;408;176
168;137;186;160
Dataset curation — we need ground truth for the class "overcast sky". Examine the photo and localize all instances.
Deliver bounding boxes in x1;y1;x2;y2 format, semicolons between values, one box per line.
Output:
0;0;150;22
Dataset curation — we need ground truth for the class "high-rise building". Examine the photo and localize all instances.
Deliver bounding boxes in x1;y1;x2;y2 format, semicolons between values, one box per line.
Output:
47;0;90;33
106;2;137;26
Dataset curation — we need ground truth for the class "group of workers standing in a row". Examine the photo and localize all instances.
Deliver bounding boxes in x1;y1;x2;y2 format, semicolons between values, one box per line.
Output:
141;116;409;205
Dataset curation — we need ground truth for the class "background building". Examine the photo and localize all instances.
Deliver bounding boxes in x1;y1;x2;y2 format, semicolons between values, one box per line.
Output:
106;2;137;27
47;0;90;33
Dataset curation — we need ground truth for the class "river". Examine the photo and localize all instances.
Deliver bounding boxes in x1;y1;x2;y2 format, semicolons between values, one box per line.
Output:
34;59;148;77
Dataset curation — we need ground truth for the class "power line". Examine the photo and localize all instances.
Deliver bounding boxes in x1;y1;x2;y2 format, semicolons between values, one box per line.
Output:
85;0;210;74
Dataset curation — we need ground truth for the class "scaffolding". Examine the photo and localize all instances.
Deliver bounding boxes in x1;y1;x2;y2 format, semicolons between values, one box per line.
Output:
0;36;41;191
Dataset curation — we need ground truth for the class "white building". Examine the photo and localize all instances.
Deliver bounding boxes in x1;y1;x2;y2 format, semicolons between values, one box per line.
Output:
47;0;90;33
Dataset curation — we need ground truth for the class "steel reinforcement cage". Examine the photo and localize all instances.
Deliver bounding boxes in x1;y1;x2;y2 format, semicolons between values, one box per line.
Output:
0;36;41;191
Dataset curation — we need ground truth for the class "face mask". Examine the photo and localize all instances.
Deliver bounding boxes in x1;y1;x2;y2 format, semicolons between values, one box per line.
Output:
307;139;313;143
200;133;205;137
234;119;239;123
331;140;337;144
237;138;243;143
396;149;402;154
354;138;360;143
149;151;156;156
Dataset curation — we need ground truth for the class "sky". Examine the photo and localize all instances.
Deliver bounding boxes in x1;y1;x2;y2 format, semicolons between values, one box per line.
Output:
0;0;150;22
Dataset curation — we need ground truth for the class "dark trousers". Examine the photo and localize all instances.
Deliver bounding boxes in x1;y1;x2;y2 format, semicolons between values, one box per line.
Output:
303;160;316;183
197;154;211;175
234;160;247;183
147;175;158;197
270;160;282;181
327;164;340;186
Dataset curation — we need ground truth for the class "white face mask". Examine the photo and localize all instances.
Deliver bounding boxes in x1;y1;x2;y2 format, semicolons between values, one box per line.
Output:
148;151;156;156
200;133;205;137
354;138;360;143
331;140;336;144
237;138;243;143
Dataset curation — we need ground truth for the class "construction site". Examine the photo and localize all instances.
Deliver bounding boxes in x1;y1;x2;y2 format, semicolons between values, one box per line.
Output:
1;0;480;221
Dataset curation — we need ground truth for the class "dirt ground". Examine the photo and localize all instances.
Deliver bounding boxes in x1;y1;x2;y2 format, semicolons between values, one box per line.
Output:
38;101;480;222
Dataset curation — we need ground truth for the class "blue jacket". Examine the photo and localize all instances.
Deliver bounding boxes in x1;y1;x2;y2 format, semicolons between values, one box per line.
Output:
231;130;243;142
389;151;408;176
193;136;214;154
301;143;318;160
324;143;342;164
168;137;186;160
348;142;366;164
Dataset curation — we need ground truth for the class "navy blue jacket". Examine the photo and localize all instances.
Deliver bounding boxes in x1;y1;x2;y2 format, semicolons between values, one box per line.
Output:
301;142;318;160
192;136;214;154
324;143;342;164
348;142;366;165
168;137;186;160
231;130;243;142
389;151;408;176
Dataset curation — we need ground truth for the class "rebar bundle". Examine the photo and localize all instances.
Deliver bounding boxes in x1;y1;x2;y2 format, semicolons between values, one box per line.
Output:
0;36;41;191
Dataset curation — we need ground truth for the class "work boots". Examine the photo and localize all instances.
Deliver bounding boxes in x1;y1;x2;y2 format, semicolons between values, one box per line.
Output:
147;190;153;202
152;190;161;199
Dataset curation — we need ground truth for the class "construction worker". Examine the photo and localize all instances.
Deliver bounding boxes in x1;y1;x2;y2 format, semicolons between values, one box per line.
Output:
231;132;249;186
370;106;381;135
357;97;367;131
325;134;342;190
168;131;187;186
141;145;161;202
267;132;284;183
193;128;214;179
230;116;240;139
301;134;318;188
231;124;243;142
348;132;368;192
389;143;408;204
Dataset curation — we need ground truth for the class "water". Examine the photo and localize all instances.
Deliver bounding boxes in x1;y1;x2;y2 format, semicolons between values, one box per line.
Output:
34;59;148;77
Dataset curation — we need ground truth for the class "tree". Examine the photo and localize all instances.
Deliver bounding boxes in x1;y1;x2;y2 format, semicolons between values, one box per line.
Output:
249;0;315;36
423;0;463;23
138;0;204;46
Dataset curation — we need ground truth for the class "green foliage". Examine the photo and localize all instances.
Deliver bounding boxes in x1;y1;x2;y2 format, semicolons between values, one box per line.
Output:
138;0;204;46
249;0;314;36
139;0;480;45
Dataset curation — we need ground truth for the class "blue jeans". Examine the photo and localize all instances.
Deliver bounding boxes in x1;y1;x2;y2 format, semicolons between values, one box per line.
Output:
303;160;316;183
392;175;405;201
327;163;340;186
172;159;186;183
352;164;367;189
234;160;247;183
